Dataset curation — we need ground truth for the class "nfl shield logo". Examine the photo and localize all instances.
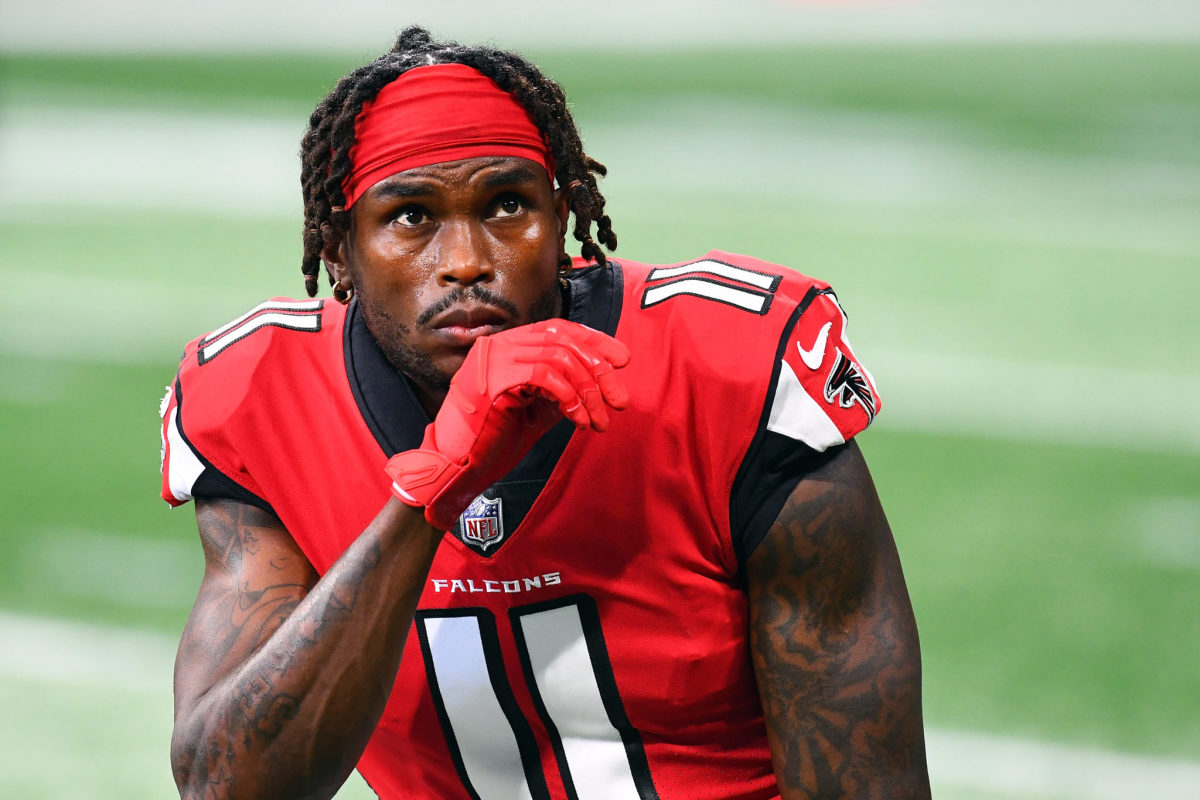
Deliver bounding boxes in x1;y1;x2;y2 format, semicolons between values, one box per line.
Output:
459;495;504;551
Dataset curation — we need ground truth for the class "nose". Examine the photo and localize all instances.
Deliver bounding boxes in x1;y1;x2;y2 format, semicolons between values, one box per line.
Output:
436;219;493;287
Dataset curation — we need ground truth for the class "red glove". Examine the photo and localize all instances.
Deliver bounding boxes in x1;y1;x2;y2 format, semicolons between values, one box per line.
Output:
385;320;630;530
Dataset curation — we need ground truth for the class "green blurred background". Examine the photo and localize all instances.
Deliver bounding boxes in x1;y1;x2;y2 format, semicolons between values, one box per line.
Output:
2;1;1198;797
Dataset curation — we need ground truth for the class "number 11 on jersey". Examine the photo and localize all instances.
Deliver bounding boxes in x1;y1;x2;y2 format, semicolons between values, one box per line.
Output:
415;595;659;800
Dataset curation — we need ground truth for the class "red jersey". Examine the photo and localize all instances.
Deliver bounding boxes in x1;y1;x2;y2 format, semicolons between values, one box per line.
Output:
160;252;880;800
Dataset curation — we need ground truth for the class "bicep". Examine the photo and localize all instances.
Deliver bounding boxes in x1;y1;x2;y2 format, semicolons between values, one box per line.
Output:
746;440;929;798
173;497;318;717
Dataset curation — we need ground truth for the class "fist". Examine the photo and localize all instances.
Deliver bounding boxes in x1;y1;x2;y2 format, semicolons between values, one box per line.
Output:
386;320;630;529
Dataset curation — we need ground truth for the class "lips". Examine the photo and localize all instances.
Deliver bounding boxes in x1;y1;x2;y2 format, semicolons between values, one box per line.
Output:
428;304;511;347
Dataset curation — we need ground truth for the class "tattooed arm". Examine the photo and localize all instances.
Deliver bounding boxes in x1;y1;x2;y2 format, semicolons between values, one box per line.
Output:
747;440;931;799
170;497;441;800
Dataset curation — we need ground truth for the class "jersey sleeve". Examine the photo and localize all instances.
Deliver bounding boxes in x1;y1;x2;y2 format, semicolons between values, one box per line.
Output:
159;371;277;513
730;284;881;565
158;297;329;513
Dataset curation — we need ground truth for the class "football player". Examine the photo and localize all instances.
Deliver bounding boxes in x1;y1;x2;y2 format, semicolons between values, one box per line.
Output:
161;26;930;800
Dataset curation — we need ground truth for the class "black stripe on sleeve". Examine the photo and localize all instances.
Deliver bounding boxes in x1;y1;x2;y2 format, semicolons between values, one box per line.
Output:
727;292;841;577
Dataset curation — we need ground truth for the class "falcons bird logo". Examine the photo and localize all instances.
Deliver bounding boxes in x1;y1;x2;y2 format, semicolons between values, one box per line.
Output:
824;350;878;422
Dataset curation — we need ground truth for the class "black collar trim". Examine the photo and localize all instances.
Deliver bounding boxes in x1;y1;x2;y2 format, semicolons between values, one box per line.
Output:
343;298;430;458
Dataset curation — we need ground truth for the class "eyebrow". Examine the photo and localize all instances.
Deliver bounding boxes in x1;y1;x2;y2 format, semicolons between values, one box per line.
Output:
368;180;436;201
479;165;542;189
367;165;541;201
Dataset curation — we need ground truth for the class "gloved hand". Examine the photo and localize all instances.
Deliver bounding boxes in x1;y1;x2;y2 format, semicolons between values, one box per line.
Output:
385;320;630;530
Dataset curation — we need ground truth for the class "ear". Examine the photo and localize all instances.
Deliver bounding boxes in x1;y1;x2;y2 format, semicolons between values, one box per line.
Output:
320;230;352;288
553;186;571;247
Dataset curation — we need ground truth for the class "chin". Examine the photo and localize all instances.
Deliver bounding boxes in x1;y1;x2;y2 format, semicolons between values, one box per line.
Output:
372;332;449;392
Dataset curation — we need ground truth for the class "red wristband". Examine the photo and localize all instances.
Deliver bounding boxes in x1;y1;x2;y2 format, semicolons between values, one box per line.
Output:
385;449;462;528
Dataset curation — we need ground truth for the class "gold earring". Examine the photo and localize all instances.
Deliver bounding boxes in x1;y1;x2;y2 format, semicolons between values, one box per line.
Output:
333;280;355;305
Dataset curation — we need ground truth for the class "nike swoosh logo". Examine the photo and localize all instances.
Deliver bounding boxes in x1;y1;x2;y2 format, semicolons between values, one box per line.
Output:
797;322;832;370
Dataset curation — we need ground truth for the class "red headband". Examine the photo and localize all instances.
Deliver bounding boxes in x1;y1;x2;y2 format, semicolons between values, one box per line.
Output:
341;64;555;209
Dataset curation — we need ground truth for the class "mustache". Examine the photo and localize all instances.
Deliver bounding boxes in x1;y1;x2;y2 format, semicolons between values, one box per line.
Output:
415;286;521;327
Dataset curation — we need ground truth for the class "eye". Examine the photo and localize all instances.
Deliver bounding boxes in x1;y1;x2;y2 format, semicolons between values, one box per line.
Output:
393;206;430;227
492;194;526;218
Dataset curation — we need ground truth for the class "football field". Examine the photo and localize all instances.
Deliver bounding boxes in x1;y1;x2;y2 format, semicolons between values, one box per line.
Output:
1;17;1199;800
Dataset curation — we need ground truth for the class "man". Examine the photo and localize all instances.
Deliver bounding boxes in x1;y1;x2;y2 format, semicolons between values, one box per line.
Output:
160;26;930;800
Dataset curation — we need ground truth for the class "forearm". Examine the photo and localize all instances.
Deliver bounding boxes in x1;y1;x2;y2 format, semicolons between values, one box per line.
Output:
172;499;440;800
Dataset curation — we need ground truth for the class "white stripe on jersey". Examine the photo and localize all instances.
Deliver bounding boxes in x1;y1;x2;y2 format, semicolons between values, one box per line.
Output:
647;259;778;290
421;614;532;798
166;405;205;503
200;310;321;362
767;359;846;451
642;278;769;313
515;604;644;800
203;298;322;341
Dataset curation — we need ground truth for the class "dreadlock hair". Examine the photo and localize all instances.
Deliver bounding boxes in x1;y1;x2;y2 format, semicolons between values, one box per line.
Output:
299;26;617;298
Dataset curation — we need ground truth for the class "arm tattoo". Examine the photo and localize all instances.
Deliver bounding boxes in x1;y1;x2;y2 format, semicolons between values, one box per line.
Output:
748;444;930;798
175;499;387;798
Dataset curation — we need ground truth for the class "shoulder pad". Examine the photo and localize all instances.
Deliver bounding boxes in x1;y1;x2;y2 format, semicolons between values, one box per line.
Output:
767;286;880;450
619;251;880;449
160;298;343;506
618;251;826;380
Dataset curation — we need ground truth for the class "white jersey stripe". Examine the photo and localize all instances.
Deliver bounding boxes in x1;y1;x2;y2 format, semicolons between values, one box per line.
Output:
200;310;320;362
203;298;322;341
767;359;846;451
515;604;643;800
642;278;769;313
165;405;205;502
420;615;532;799
647;259;778;290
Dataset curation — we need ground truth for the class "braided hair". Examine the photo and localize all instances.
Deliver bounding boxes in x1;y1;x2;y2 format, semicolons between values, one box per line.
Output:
299;26;617;298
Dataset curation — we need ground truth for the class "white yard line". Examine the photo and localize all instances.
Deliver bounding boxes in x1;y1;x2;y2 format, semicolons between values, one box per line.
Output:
13;528;203;611
5;101;1199;252
0;610;176;694
870;348;1200;453
0;106;302;218
2;610;1198;800
927;728;1200;800
1128;497;1200;569
0;267;254;366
